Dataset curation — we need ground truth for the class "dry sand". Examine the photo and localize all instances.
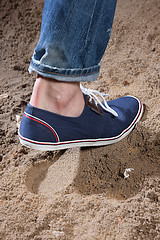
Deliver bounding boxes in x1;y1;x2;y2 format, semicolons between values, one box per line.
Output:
0;0;160;239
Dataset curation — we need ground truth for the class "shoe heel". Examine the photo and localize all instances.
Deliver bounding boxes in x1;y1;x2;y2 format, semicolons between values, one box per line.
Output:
19;112;59;147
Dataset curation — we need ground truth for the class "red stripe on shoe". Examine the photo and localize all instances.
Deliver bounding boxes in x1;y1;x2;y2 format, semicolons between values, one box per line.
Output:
23;113;59;142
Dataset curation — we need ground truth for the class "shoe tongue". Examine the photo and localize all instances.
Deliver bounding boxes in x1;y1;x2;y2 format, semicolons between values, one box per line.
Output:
85;95;103;115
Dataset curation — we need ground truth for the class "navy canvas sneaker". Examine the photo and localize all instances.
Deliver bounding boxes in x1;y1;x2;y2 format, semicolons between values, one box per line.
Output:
18;85;143;151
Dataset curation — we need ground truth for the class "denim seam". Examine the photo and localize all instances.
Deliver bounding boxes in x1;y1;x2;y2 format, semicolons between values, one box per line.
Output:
84;0;98;49
30;63;99;77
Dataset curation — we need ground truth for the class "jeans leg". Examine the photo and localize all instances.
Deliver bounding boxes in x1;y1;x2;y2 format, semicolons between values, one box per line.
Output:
29;0;117;82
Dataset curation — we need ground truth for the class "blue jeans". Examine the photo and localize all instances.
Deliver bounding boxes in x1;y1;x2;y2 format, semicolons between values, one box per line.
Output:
29;0;117;82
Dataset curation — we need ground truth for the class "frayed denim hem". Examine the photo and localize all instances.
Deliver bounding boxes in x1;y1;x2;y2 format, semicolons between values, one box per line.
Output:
28;60;100;82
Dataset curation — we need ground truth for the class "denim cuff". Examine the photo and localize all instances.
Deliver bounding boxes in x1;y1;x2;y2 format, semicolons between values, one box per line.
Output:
28;59;100;82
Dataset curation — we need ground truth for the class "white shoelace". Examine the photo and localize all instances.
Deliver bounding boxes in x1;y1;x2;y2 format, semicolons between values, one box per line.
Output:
80;84;118;117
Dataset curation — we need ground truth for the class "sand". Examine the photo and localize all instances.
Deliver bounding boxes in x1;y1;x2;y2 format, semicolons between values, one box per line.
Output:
0;0;160;239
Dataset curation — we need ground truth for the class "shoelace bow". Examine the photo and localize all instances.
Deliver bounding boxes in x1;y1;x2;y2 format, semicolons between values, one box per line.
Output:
80;84;118;117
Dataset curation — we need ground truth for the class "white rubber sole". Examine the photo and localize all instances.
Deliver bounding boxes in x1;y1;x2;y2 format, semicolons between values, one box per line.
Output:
19;100;143;151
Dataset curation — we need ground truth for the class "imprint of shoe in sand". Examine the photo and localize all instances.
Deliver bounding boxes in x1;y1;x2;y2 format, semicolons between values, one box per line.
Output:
25;148;80;197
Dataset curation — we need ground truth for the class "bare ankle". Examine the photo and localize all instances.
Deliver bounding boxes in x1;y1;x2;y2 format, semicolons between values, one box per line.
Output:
30;75;84;117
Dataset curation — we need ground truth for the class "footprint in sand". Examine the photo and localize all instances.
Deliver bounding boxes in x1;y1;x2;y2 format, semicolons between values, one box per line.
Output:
25;148;80;197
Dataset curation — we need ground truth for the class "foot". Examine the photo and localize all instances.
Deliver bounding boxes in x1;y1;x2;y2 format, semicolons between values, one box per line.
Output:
19;85;143;151
30;75;85;117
